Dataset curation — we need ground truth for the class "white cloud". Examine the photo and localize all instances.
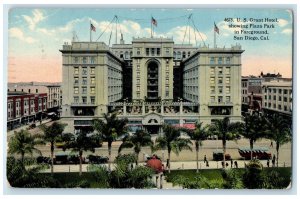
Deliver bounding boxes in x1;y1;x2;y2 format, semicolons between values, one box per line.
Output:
9;27;36;43
37;28;55;36
58;18;85;32
281;28;292;35
278;19;289;27
22;9;46;30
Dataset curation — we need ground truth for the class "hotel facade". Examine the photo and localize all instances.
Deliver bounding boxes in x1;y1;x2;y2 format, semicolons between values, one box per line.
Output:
60;38;244;134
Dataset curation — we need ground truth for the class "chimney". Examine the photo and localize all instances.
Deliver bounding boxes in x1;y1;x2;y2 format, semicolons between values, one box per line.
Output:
120;33;125;44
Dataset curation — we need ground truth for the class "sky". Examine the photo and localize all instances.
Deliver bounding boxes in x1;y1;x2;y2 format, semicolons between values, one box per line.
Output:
7;7;293;82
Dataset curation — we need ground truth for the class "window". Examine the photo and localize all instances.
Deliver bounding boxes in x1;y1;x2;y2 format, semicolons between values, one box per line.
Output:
82;97;87;104
183;52;186;59
137;79;140;84
137;65;140;70
137;48;141;55
218;77;223;84
166;79;169;84
218;67;223;75
218;96;223;103
146;48;150;56
166;48;170;54
210;67;215;75
218;86;223;94
74;57;79;63
82;87;87;94
226;57;230;64
151;48;155;56
278;89;282;94
91;67;95;74
225;67;230;75
31;100;34;105
210;77;215;85
74;67;79;75
210;57;215;64
90;87;95;94
273;96;276;100
210;86;215;94
273;89;276;93
273;104;276;109
91;96;95;104
210;96;215;102
83;57;87;64
279;96;282;101
74;77;79;84
226;86;230;94
82;67;88;75
137;92;140;98
226;96;231;102
82;77;87;85
16;102;19;108
218;57;223;64
284;90;288;94
90;57;95;64
284;97;287;102
278;104;282;110
137;86;140;91
226;77;230;84
166;72;169;78
74;96;79;103
157;48;160;55
284;106;287;111
137;72;140;77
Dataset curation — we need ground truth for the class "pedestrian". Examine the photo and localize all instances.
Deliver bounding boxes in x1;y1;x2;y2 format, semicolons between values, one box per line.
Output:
234;161;238;168
226;162;229;167
270;141;273;148
267;159;270;168
221;161;224;168
272;155;276;167
230;159;233;168
206;160;209;167
204;155;207;163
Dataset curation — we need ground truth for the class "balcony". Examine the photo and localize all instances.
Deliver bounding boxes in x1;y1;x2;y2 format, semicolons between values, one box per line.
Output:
208;101;233;106
71;102;97;107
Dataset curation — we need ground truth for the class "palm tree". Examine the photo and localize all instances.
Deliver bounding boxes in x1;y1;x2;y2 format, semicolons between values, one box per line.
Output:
265;114;291;167
39;122;67;174
8;129;42;164
93;113;128;170
118;129;153;165
210;117;241;168
185;122;210;172
64;131;101;175
153;124;192;173
240;114;266;160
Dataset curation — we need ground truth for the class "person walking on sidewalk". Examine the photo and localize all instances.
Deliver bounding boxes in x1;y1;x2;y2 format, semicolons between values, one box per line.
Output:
230;159;233;168
234;161;238;168
204;155;207;163
267;159;270;168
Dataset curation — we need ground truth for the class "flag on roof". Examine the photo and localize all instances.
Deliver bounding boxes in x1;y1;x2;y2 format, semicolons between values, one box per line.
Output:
90;23;96;32
214;22;219;34
151;17;157;27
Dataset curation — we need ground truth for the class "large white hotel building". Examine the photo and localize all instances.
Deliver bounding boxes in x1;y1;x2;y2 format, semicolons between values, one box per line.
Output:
60;37;244;134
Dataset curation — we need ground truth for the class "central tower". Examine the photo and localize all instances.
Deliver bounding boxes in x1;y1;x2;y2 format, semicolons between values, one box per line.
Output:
131;37;174;102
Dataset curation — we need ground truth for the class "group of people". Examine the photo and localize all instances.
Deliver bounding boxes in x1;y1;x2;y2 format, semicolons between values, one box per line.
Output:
266;154;276;167
204;155;238;168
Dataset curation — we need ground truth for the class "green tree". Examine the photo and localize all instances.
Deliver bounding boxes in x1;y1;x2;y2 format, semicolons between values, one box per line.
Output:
210;117;241;168
243;159;264;189
93;113;128;170
64;131;101;176
39;122;67;174
240;114;266;160
153;124;192;173
118;129;153;165
7;157;58;188
265;114;292;167
185;122;210;172
8;130;42;164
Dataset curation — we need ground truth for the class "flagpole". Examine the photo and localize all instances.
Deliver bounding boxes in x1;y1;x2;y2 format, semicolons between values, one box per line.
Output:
151;17;153;38
214;28;216;48
90;20;92;42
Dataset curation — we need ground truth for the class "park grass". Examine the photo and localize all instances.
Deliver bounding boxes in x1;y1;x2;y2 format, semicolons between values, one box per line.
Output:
165;167;292;189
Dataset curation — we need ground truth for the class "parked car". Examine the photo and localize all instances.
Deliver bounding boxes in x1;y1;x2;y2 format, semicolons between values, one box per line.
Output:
28;123;36;129
53;151;81;164
87;155;109;164
238;147;271;160
36;156;51;164
213;150;231;161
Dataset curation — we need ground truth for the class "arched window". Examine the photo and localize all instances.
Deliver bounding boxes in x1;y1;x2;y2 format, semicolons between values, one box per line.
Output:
182;51;186;59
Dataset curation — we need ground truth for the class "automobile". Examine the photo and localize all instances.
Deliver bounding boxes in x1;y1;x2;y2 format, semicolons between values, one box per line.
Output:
36;156;51;164
28;123;36;129
53;151;81;164
87;155;109;164
213;150;231;161
238;147;271;160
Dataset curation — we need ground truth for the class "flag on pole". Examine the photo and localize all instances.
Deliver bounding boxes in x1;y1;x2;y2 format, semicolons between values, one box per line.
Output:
214;22;219;34
90;23;96;32
151;17;157;27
